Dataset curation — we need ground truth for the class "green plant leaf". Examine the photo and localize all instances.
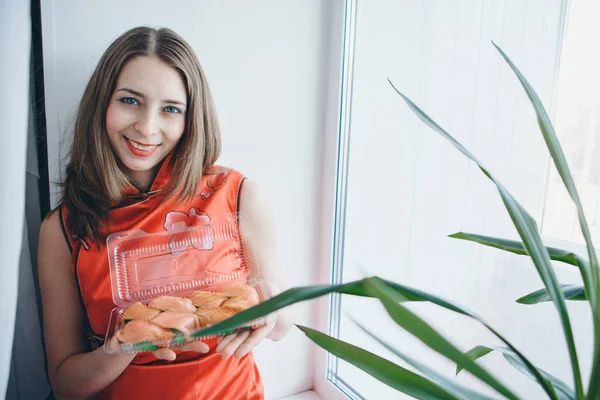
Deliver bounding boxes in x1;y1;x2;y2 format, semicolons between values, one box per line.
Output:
389;77;583;399
456;346;493;375
351;319;494;400
449;232;589;272
190;282;364;338
493;42;600;398
380;281;561;399
297;325;460;400
364;277;520;400
517;285;586;304
492;42;598;301
457;346;575;400
190;277;556;398
189;278;436;339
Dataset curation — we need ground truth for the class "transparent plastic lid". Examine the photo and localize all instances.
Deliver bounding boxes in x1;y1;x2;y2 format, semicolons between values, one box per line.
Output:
107;213;256;307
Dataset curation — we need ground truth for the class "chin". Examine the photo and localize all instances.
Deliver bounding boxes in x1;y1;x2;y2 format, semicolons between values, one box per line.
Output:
118;154;159;172
124;161;159;173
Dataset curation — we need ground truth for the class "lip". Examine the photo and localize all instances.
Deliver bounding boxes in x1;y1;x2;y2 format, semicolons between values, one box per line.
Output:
124;136;160;157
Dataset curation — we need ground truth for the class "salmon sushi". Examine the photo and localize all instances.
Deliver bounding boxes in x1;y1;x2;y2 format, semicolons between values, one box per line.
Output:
150;311;200;336
217;285;259;302
148;296;196;313
194;307;237;327
120;302;161;324
116;320;175;344
222;295;259;312
190;290;228;309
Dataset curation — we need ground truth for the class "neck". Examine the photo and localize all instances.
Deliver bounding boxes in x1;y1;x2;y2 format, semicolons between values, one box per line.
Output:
127;166;159;193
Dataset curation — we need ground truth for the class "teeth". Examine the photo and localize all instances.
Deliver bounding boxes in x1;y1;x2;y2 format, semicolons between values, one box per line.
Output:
128;139;157;151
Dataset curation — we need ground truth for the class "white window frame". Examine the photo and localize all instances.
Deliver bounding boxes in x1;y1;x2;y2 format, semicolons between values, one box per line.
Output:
313;1;581;399
313;0;358;398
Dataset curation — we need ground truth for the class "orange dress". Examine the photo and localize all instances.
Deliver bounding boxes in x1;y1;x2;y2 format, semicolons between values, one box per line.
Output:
60;154;264;399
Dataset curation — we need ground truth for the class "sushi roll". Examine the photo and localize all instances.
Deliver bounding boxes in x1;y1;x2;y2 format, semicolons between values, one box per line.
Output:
148;296;196;313
189;290;228;309
116;320;175;344
120;302;161;324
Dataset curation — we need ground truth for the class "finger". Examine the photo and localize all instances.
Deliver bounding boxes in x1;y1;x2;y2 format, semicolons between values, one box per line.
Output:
234;325;273;359
176;340;210;353
152;348;176;361
267;317;293;342
216;333;232;344
266;327;288;342
216;332;240;353
103;336;123;354
219;330;251;359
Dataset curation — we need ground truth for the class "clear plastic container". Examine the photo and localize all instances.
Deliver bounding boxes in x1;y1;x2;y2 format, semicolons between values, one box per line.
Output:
103;213;277;354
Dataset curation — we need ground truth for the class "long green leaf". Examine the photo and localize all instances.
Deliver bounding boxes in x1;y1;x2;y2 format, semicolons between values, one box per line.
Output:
190;282;368;338
457;346;575;400
364;277;520;400
456;346;493;375
390;79;583;398
492;42;598;304
383;281;559;399
517;285;586;304
493;42;600;398
449;232;589;272
352;319;494;400
297;325;460;400
190;278;444;339
190;277;557;399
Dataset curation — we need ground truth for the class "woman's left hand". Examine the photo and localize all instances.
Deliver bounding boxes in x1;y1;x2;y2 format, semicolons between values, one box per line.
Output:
216;310;293;359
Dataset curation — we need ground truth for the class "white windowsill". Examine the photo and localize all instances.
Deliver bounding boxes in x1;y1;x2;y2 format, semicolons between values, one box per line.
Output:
275;390;321;400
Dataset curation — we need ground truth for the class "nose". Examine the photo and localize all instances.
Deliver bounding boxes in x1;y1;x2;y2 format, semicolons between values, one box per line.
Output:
134;109;160;138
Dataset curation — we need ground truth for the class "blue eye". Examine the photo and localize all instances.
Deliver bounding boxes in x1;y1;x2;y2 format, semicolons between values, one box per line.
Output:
119;97;139;106
164;105;183;114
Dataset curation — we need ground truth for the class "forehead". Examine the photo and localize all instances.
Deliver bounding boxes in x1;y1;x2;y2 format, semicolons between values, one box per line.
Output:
116;56;187;102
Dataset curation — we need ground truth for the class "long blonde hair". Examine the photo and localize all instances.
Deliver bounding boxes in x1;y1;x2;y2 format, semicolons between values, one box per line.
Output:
62;26;221;242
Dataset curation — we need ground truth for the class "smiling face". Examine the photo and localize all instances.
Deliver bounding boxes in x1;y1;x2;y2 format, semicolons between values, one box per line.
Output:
106;56;188;191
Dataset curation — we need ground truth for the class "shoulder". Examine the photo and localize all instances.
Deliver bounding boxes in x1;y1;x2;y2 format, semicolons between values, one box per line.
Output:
40;208;62;239
43;204;76;252
200;165;245;197
39;208;72;269
239;180;268;211
203;165;244;181
40;205;67;240
238;179;273;223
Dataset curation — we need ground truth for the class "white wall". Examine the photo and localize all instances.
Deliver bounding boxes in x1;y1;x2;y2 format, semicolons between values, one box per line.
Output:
41;1;329;398
328;0;593;399
0;2;31;397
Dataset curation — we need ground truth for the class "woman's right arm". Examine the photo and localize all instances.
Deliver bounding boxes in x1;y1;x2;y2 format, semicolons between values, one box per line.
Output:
38;212;210;399
38;212;135;399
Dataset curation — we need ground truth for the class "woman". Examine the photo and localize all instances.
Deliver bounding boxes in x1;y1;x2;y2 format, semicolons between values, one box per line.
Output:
38;26;291;399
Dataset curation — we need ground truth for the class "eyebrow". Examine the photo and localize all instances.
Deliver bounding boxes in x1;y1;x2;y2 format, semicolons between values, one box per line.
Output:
115;87;187;106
